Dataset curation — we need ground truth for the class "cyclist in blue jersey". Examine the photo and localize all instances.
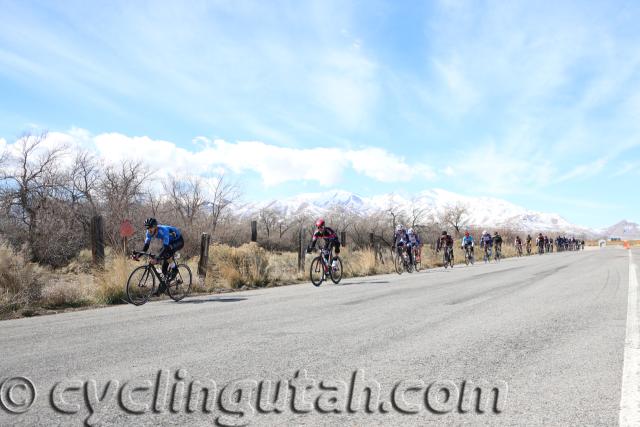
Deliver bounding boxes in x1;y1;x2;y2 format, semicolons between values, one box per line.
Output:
393;224;410;260
461;230;474;252
406;228;421;265
133;217;184;294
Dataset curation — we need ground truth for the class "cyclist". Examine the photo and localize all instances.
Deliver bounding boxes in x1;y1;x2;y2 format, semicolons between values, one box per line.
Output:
493;231;503;260
393;224;410;262
461;230;474;259
436;230;454;264
133;217;184;295
406;227;421;265
480;230;493;261
526;234;532;255
306;218;341;270
515;235;523;255
536;233;544;254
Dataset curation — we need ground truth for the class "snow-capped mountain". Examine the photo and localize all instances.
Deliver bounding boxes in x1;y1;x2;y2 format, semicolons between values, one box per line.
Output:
601;220;640;239
242;188;595;235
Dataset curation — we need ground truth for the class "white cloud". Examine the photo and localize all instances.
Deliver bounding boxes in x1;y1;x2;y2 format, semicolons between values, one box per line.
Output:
556;157;608;183
2;129;436;187
343;148;435;182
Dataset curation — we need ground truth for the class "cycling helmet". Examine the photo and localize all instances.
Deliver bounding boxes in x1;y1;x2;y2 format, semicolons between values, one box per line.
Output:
315;218;325;228
482;230;487;235
441;230;447;236
494;231;498;235
144;217;158;228
407;228;414;235
396;224;404;231
464;231;470;237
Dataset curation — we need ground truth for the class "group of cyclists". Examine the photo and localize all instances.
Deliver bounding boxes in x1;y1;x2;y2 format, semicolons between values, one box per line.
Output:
133;217;587;294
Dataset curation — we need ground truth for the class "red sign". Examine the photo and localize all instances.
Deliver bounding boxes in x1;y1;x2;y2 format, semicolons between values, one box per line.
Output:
120;220;135;238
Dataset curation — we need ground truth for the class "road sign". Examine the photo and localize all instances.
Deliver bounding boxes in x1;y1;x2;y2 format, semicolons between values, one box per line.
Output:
120;220;135;238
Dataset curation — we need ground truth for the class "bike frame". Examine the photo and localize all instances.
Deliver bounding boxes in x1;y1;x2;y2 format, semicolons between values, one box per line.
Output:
136;252;178;286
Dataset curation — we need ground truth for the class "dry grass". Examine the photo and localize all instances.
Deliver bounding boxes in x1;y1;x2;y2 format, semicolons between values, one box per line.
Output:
203;243;271;289
41;274;94;309
0;242;45;315
93;255;134;304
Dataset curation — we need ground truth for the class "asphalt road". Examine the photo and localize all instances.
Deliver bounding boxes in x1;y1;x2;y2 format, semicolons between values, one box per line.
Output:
0;247;634;426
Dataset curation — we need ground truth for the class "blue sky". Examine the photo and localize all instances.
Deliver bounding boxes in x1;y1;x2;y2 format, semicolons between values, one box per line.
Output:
1;0;639;228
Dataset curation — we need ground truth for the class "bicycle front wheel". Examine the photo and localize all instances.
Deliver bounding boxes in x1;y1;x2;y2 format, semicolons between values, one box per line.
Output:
310;257;324;286
126;265;155;306
167;264;192;302
393;252;404;275
330;257;343;284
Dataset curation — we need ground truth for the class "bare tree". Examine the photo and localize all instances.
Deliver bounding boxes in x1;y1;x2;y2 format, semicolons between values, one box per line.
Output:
0;132;67;260
206;174;240;237
66;150;102;229
101;160;152;248
408;197;428;229
163;175;206;227
440;203;469;237
258;205;279;240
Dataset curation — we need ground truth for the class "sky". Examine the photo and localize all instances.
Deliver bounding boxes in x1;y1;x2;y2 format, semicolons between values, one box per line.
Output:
1;0;639;229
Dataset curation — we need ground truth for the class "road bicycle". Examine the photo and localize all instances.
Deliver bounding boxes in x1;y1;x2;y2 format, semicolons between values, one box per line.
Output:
411;245;422;272
483;245;493;263
463;245;475;265
310;247;342;286
440;246;454;269
494;245;502;262
393;246;413;274
127;251;192;305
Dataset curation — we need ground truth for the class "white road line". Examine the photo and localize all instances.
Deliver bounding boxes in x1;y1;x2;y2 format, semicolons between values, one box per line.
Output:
620;250;640;426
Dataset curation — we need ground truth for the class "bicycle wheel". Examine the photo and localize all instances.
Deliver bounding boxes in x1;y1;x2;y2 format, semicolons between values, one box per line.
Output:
393;252;404;275
330;257;343;284
405;256;413;273
310;257;324;286
126;265;155;306
167;264;192;301
448;249;454;268
413;250;421;272
443;252;449;269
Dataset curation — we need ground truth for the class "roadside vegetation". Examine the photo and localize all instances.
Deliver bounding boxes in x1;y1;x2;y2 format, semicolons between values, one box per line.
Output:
0;132;591;319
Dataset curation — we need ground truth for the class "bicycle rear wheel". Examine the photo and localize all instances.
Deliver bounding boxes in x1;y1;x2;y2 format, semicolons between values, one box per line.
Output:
330;257;343;284
413;249;421;272
126;265;155;306
310;257;324;286
167;264;192;301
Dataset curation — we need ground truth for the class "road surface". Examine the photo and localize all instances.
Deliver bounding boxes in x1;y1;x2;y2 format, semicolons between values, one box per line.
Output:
0;247;635;426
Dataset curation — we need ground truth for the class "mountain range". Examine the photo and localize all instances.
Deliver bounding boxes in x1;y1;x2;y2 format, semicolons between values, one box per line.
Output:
241;188;629;237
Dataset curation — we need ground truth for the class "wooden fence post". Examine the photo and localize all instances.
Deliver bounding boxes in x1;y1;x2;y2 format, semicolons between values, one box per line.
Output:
298;228;305;273
369;232;377;266
91;215;105;268
198;233;211;278
251;221;257;242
